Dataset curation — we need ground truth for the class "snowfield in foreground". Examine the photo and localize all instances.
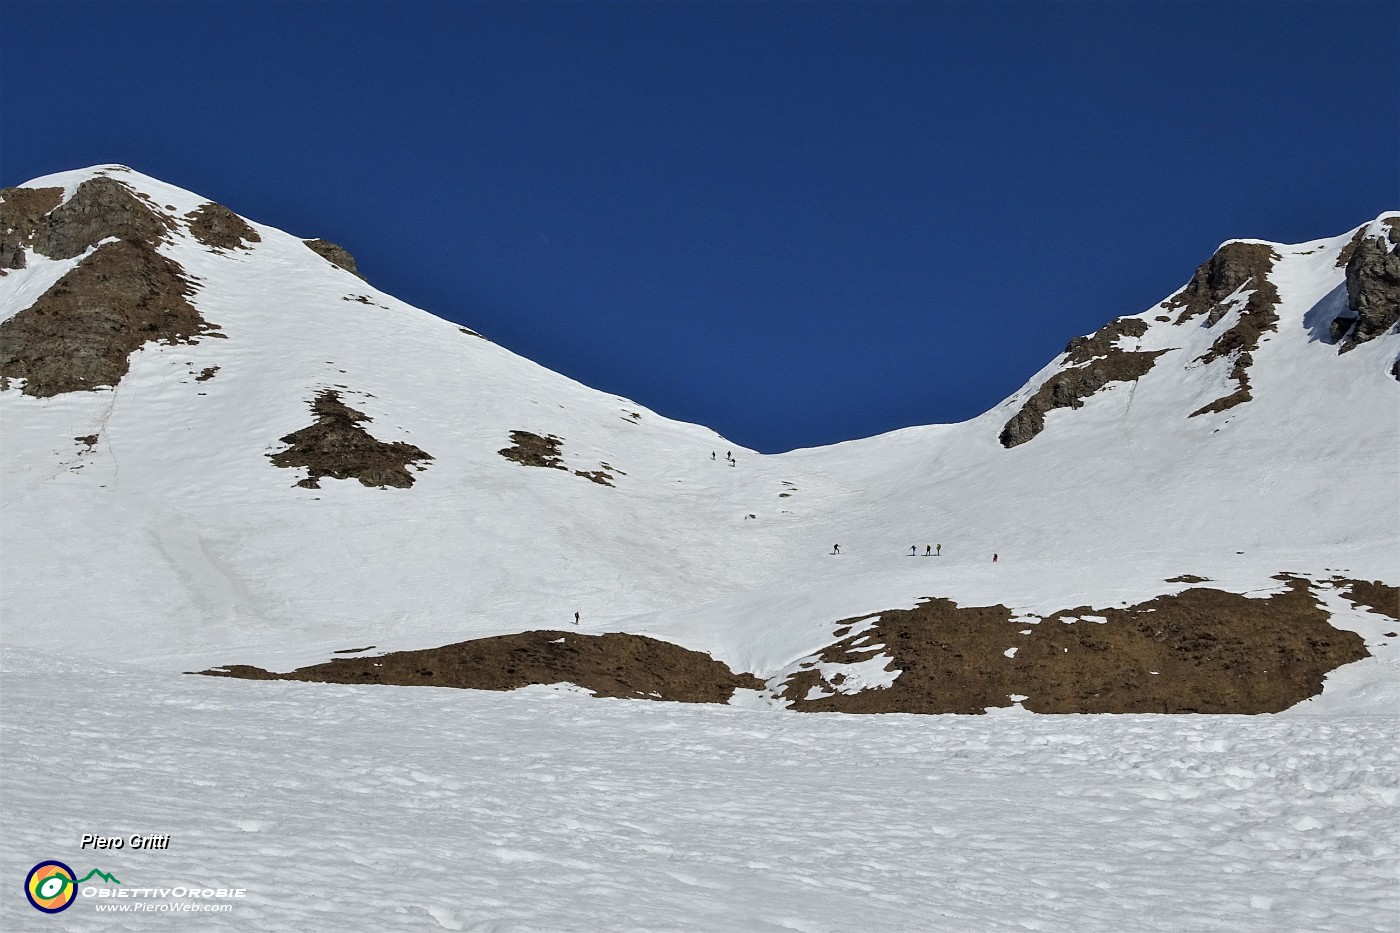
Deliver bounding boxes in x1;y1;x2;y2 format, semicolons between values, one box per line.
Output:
3;648;1396;932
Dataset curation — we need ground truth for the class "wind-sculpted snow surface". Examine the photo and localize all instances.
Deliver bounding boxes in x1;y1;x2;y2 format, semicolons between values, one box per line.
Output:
2;650;1397;932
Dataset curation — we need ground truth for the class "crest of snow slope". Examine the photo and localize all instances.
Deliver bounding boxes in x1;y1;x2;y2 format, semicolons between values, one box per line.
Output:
1;167;1396;713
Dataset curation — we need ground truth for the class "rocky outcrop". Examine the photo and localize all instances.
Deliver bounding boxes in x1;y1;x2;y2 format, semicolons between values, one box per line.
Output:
1165;242;1281;418
269;390;432;488
186;202;260;251
1165;241;1279;326
0;186;63;270
199;630;764;704
0;240;219;396
31;177;174;260
779;577;1367;714
999;347;1164;448
1063;316;1149;364
1336;220;1400;351
304;238;364;279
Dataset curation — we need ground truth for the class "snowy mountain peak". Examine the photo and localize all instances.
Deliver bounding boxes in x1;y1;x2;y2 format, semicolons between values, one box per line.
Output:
997;212;1399;448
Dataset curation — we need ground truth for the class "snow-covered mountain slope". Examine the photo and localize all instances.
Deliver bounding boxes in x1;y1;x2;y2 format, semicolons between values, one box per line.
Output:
2;165;1396;713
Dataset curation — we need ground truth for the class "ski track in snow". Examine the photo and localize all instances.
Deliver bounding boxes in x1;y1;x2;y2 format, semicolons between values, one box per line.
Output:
2;651;1397;933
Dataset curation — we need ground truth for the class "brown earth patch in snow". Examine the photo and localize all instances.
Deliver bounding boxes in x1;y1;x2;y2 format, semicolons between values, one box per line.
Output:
0;240;220;396
499;430;566;469
574;469;615;486
269;390;432;489
497;430;615;484
780;577;1366;714
0;186;64;270
999;348;1166;448
195;366;219;382
1165;574;1210;584
198;630;764;704
1329;577;1399;622
185;202;260;250
304;239;364;279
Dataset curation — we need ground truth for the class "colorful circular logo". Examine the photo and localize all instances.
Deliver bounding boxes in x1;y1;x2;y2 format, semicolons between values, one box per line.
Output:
25;861;77;913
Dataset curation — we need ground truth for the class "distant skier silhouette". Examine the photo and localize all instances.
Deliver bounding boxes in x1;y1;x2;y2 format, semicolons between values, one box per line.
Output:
936;543;941;556
925;545;932;556
573;611;580;625
992;553;998;563
910;546;917;557
832;544;841;555
711;451;716;460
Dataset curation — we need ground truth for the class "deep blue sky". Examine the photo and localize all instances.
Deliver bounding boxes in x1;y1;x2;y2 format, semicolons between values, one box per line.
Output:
3;2;1395;452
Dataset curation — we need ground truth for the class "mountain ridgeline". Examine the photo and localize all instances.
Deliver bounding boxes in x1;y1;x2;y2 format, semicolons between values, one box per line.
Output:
2;165;1396;715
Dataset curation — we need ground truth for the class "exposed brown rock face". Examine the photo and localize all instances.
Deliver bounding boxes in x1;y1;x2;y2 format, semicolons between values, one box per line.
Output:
1336;227;1369;268
780;578;1367;714
269;390;432;488
1337;220;1400;352
0;186;64;270
1166;241;1279;325
1165;242;1283;418
31;177;174;260
0;240;220;396
186;202;260;251
304;238;364;279
999;348;1164;448
198;630;764;704
1063;317;1150;365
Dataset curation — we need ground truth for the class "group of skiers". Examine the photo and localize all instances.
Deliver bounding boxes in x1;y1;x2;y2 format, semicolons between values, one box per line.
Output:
711;451;737;467
828;544;998;561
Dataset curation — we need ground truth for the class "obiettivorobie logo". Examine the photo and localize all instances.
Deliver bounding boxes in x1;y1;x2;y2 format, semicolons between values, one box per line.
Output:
24;861;120;913
23;859;247;916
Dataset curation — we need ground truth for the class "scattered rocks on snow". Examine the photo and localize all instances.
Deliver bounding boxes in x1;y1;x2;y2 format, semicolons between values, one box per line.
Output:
498;430;615;485
269;390;432;489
